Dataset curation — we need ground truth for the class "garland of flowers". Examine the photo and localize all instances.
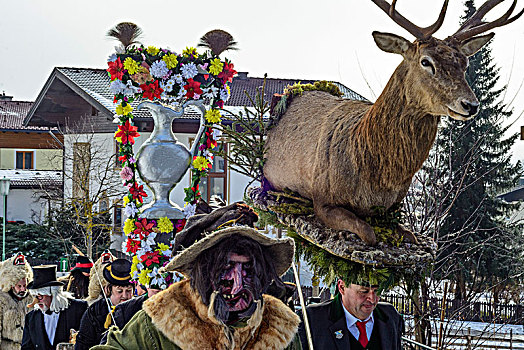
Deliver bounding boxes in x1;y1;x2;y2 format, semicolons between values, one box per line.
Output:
107;44;236;288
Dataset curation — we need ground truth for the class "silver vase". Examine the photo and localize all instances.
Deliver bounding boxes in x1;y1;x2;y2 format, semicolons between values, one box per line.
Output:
135;100;206;219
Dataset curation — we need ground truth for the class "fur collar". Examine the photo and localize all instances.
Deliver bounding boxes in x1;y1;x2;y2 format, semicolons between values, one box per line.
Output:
143;279;300;350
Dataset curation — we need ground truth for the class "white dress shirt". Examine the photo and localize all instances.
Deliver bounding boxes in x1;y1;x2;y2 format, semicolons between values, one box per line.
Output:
43;311;60;345
342;303;374;341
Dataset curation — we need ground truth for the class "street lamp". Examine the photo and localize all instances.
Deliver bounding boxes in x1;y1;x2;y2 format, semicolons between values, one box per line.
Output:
0;177;10;261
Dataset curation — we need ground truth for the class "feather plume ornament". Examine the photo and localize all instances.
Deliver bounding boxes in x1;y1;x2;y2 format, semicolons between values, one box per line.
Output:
197;29;238;56
106;22;143;50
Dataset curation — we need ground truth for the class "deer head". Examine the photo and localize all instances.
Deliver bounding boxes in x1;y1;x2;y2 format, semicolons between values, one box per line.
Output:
371;0;523;120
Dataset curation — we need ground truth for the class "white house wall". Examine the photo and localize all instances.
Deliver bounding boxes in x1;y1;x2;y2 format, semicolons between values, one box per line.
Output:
0;188;51;224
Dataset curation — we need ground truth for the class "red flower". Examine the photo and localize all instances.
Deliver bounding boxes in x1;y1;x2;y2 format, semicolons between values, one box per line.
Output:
129;183;148;203
126;238;141;254
134;218;154;239
141;251;161;267
116;120;140;145
175;219;186;233
107;58;124;81
118;154;128;163
216;100;224;109
140;80;163;100
217;62;237;83
184;79;203;99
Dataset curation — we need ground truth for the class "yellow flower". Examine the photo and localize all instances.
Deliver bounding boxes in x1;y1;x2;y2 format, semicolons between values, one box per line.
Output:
123;218;136;235
157;243;170;252
162;54;178;69
157;217;174;233
209;58;224;75
123;195;130;206
205;109;222;124
116;102;133;116
147;46;160;56
123;57;139;75
130;256;139;275
193;156;210;171
182;47;198;58
138;268;151;286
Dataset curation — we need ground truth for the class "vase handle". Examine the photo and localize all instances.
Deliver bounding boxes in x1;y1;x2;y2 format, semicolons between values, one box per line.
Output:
183;100;207;160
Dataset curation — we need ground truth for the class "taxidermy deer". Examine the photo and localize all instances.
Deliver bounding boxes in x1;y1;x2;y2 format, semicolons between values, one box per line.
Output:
263;0;523;245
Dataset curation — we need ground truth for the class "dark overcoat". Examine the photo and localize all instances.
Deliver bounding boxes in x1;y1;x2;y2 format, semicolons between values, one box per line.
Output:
298;294;404;350
21;299;87;350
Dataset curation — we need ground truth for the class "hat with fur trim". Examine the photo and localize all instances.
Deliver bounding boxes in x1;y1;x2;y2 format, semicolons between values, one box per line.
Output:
163;226;294;276
0;253;32;292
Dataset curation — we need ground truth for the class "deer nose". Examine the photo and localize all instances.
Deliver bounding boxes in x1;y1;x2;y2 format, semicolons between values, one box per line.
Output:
461;100;479;116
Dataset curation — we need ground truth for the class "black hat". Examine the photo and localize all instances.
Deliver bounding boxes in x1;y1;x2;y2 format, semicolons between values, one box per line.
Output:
27;265;64;289
71;256;93;274
103;259;132;286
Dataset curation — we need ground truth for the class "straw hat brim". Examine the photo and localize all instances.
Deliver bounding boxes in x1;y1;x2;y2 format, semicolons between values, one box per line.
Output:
163;226;294;276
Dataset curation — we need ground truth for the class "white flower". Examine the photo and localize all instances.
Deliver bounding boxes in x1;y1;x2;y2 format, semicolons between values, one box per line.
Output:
183;203;196;218
123;81;141;96
115;46;125;54
193;93;201;100
150;60;169;78
220;87;230;102
203;86;219;99
110;79;126;95
124;203;139;217
142;231;157;250
161;247;172;258
203;149;214;161
181;62;198;79
112;114;121;124
173;74;184;85
107;53;118;62
162;79;175;93
211;128;222;139
176;86;187;99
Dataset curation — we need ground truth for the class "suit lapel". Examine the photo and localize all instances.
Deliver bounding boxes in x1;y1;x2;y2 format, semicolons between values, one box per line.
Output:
54;308;67;346
328;317;352;350
374;305;393;349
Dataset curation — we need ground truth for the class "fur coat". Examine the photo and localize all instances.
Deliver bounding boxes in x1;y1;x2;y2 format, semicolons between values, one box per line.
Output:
0;290;31;350
92;279;301;350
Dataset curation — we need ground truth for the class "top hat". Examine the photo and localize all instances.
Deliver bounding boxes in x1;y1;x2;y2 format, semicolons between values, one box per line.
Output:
103;259;132;286
27;265;64;290
71;256;93;274
163;226;294;277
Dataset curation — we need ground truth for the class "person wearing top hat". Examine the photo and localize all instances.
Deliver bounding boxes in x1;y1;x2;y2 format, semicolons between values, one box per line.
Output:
298;278;404;350
0;253;33;350
64;256;93;299
75;258;133;350
21;265;87;350
92;226;301;350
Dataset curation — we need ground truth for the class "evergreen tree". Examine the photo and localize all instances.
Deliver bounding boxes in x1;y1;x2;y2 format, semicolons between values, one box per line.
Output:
430;0;523;301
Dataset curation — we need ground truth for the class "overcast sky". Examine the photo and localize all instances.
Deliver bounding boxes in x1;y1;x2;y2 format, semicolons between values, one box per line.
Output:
1;0;523;158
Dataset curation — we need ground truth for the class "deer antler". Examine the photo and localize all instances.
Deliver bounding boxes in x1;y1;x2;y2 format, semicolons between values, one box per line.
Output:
371;0;449;39
452;0;524;41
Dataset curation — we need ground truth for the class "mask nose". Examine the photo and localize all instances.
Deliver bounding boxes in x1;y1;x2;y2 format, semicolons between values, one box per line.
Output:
461;100;479;116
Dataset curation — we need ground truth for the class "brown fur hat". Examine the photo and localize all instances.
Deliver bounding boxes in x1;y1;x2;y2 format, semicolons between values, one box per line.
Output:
86;251;115;303
163;226;294;277
0;253;32;292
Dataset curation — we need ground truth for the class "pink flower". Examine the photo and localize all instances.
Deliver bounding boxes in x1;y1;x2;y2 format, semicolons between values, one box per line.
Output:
120;166;133;181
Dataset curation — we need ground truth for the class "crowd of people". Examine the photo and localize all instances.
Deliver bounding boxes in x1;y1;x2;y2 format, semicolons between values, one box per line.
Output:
0;207;404;350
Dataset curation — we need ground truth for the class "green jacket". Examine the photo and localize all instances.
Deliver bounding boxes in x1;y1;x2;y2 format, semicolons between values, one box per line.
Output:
92;279;301;350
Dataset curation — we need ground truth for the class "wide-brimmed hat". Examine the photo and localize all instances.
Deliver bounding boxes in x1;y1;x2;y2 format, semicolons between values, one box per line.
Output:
27;265;64;290
163;226;294;276
103;259;132;286
71;256;93;274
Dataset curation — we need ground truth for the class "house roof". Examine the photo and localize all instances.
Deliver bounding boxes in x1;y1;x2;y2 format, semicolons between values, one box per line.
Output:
24;67;367;128
0;100;49;131
498;185;524;202
0;169;62;189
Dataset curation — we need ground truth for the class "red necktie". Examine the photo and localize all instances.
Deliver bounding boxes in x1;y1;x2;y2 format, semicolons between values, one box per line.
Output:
356;319;370;348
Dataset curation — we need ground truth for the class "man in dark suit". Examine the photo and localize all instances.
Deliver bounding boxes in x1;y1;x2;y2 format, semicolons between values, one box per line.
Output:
299;279;403;350
22;265;87;350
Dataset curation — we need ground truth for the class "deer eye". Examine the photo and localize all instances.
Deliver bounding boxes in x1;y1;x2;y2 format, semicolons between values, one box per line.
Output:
421;58;435;74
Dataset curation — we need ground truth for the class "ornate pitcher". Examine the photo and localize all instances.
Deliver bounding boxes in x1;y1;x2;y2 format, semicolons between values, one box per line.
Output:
135;100;206;219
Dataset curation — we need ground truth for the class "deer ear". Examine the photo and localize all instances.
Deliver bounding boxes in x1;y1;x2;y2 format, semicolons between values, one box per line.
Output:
372;31;411;55
459;33;494;56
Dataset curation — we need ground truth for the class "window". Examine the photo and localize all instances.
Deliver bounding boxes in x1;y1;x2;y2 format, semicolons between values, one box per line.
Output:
113;202;122;234
16;151;33;169
189;140;227;202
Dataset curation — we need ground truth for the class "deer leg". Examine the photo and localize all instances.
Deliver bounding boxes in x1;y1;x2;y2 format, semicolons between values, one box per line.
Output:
396;224;419;244
314;204;377;246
